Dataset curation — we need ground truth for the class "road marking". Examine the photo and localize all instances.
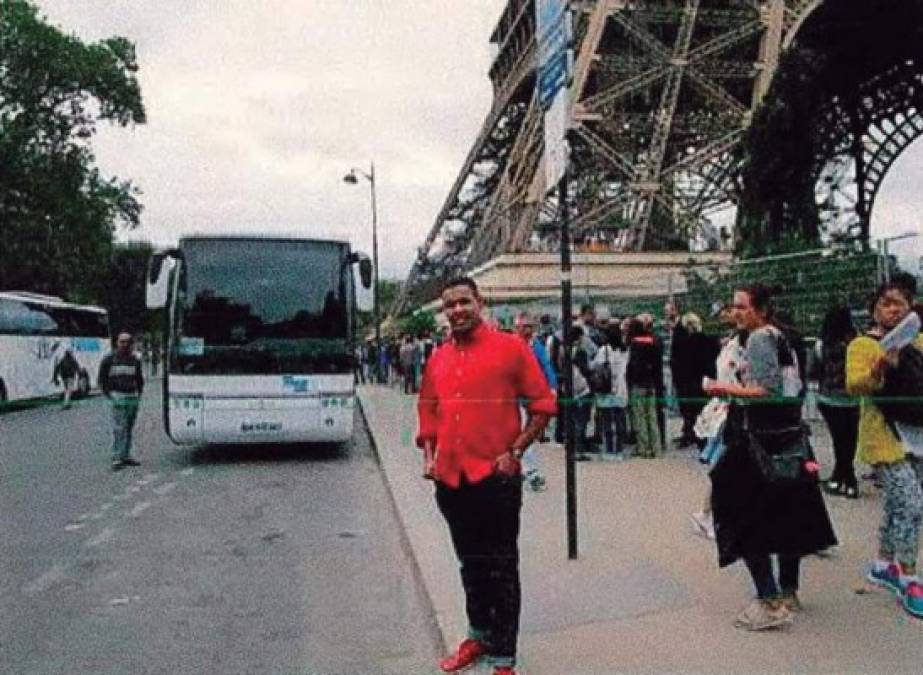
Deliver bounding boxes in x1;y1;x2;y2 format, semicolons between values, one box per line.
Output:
85;527;116;548
153;482;177;496
180;468;195;477
64;522;87;532
100;502;113;512
128;501;152;518
23;563;68;594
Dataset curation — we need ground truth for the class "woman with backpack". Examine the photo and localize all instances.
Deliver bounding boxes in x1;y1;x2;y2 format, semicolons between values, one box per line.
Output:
591;323;629;460
704;283;836;631
815;306;860;498
846;275;923;619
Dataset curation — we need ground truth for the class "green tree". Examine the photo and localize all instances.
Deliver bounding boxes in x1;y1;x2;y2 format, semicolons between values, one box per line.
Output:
357;278;401;333
102;241;153;334
0;0;145;298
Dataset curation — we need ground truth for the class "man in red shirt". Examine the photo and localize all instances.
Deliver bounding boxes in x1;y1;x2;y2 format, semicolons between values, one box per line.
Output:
417;277;556;675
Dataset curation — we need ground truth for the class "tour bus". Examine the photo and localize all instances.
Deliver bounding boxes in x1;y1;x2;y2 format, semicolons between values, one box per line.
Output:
0;292;110;404
146;235;372;445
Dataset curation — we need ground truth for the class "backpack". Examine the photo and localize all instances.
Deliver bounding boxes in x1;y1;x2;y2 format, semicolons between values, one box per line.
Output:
589;346;613;394
880;343;923;427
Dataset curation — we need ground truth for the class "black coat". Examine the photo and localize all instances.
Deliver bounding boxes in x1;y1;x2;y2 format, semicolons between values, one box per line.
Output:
710;406;837;567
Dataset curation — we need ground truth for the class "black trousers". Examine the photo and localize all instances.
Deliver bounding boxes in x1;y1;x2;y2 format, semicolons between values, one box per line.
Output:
818;403;859;488
435;475;523;663
743;554;801;600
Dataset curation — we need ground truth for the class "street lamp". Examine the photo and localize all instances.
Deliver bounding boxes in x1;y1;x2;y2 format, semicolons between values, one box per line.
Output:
343;162;380;383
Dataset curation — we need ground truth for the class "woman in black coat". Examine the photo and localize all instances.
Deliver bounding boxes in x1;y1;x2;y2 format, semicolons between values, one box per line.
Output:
704;283;837;632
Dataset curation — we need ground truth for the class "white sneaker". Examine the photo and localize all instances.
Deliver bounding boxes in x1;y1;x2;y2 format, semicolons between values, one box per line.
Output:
690;511;715;540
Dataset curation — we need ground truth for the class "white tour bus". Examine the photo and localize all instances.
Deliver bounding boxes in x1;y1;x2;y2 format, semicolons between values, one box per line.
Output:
0;292;110;404
146;235;372;445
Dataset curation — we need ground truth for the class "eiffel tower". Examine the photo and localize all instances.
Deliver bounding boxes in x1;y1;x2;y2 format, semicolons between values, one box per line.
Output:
392;1;844;315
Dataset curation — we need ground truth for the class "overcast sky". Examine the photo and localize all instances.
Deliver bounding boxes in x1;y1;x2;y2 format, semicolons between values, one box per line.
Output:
32;1;923;277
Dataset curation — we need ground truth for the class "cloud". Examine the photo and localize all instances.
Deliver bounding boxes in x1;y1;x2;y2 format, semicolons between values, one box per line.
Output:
33;0;506;278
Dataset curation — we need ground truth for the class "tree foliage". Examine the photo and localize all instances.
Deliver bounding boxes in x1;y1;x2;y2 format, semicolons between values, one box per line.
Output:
0;0;146;298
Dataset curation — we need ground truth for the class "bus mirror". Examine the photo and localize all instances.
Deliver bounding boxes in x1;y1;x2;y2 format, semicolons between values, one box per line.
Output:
359;258;373;289
146;253;174;309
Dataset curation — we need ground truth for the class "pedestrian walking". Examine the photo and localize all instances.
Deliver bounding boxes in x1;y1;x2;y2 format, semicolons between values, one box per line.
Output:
814;306;860;499
704;283;837;631
591;323;629;459
513;311;557;491
400;334;417;394
626;317;664;458
847;275;923;619
52;348;80;409
416;277;556;675
98;332;145;471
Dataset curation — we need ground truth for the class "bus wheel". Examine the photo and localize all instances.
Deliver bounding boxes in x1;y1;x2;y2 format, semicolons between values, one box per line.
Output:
0;380;7;405
77;372;91;398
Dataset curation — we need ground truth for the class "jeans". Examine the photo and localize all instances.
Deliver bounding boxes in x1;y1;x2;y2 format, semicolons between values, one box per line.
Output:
597;406;627;454
817;403;859;488
571;396;593;456
877;460;923;568
743;554;801;600
110;394;140;462
435;475;523;667
630;386;663;457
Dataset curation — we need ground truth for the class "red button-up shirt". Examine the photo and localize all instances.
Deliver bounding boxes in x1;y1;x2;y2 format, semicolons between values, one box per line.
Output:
416;322;557;488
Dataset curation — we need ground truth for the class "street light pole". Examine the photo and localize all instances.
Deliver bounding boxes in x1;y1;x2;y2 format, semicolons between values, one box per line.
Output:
369;162;381;385
344;163;381;384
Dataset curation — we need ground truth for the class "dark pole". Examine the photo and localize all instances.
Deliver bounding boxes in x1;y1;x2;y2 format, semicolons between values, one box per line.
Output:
559;153;578;560
369;162;381;384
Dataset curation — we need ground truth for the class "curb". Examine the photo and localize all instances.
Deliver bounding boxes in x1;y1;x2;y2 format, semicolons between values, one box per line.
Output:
357;388;465;653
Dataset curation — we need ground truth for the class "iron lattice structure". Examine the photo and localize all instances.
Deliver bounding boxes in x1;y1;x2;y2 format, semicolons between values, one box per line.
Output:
395;0;923;314
741;0;923;248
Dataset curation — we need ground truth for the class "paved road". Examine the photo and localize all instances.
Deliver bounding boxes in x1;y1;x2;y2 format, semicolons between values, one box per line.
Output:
1;388;439;674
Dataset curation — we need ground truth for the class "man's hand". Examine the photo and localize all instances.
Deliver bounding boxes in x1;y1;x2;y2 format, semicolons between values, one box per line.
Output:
422;443;436;480
495;451;521;478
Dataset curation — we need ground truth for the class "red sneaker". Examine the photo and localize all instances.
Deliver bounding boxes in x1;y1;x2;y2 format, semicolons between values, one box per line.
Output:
438;638;487;672
493;668;518;675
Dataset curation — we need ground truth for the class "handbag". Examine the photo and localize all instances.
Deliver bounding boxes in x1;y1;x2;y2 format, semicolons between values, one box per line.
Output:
746;423;819;485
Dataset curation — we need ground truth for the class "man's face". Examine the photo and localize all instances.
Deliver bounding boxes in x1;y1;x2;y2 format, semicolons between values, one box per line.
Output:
116;335;133;354
582;310;595;326
514;317;535;341
441;285;483;337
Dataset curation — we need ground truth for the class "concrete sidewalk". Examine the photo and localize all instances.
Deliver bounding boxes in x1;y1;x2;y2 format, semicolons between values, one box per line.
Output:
359;385;920;674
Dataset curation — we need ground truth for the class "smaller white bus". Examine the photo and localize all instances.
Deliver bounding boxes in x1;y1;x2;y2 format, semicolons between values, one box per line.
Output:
0;292;110;404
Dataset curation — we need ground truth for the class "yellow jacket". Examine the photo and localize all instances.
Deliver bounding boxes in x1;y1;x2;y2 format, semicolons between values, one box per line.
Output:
846;334;923;465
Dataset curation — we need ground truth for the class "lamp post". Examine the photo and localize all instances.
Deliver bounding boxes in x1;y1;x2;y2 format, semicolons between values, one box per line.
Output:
344;162;380;383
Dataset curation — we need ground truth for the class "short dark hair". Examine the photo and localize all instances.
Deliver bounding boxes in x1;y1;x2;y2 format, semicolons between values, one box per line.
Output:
580;304;594;315
442;276;479;296
869;273;916;315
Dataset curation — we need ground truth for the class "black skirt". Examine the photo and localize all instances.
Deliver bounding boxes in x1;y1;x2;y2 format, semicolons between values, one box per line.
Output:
709;405;838;568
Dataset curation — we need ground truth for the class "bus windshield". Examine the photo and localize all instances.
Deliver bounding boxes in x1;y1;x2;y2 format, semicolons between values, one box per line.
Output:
172;238;354;375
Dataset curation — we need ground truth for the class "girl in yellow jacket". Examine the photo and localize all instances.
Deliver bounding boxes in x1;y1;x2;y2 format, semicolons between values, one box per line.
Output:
846;276;923;619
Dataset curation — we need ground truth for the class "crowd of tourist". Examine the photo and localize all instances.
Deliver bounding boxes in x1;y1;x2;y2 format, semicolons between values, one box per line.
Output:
380;270;923;675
